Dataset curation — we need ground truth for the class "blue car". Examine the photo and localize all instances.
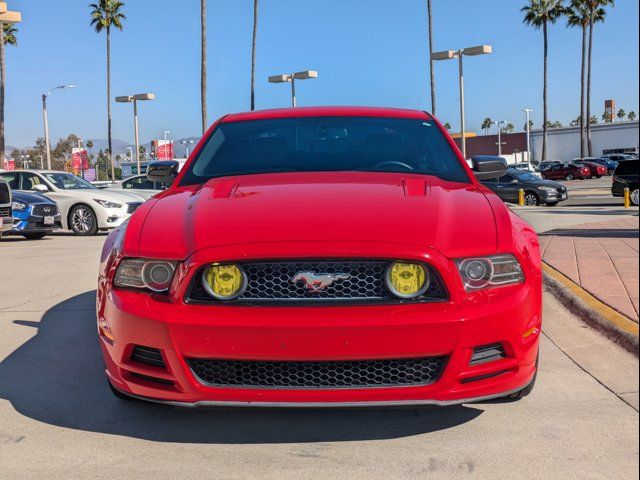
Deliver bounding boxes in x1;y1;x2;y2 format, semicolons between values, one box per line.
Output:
9;191;62;240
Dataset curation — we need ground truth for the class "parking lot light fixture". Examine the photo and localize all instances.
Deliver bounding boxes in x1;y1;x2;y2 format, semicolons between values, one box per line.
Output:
268;70;318;107
493;120;507;156
42;84;76;170
431;45;492;159
116;93;155;174
523;108;533;168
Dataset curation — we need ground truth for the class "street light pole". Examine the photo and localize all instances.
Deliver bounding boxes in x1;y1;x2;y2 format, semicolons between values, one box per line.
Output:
523;108;533;169
268;70;318;107
431;45;492;159
42;84;75;170
494;120;507;156
116;93;155;175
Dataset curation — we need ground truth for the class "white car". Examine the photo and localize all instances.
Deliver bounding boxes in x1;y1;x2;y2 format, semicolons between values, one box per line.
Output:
0;170;145;236
106;174;170;200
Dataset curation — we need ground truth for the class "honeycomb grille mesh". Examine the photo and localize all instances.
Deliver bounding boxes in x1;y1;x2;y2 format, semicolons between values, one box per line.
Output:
188;260;448;304
32;204;59;216
187;357;447;389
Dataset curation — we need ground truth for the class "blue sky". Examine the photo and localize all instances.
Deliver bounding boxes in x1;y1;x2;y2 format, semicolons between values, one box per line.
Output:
5;0;639;147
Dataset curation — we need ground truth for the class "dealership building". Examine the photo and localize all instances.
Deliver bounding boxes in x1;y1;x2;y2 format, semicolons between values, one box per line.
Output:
453;120;639;164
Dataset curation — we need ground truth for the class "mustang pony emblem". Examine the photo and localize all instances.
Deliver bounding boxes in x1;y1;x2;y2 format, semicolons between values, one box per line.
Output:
292;271;351;293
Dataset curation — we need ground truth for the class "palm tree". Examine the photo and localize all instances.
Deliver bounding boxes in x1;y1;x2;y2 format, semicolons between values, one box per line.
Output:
585;0;614;155
90;0;126;183
250;0;259;110
0;23;18;168
201;0;207;133
481;117;493;135
426;0;436;114
628;111;637;121
566;0;602;157
443;122;452;130
522;0;565;162
617;108;625;122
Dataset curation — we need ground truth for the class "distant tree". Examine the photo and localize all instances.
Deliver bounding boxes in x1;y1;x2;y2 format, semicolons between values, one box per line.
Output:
522;0;565;161
139;145;147;161
629;111;637;121
426;0;437;115
90;0;126;182
443;122;452;130
524;119;535;131
602;110;612;123
201;0;207;133
250;0;259;110
544;121;563;128
501;123;515;134
617;108;626;122
481;117;493;134
589;115;598;124
1;23;18;168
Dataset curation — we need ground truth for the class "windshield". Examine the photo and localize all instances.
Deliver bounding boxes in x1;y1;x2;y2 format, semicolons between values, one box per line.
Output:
44;173;97;190
512;171;540;182
180;116;469;186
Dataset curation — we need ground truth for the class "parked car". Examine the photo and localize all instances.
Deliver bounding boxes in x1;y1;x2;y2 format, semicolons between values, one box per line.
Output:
611;159;639;206
603;153;637;162
0;170;145;236
583;157;618;175
572;160;608;178
541;163;590;181
6;191;62;240
536;161;561;172
0;176;11;239
482;168;568;206
511;163;542;178
99;107;541;407
106;174;172;200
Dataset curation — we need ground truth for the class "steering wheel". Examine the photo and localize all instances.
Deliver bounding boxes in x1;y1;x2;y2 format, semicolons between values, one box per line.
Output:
373;161;415;172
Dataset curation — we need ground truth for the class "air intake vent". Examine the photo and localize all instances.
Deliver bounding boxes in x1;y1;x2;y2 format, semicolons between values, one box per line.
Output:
131;346;166;368
470;343;506;365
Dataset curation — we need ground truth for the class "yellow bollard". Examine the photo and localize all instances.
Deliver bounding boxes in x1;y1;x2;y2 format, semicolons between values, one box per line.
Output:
624;188;630;208
519;189;525;206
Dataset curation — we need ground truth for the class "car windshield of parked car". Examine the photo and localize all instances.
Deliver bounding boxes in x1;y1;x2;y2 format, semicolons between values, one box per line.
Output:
44;173;98;190
180;116;470;186
512;171;539;182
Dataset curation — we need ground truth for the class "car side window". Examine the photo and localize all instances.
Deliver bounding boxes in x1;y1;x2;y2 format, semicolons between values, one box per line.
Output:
122;179;133;189
20;173;47;191
498;174;514;183
1;173;20;189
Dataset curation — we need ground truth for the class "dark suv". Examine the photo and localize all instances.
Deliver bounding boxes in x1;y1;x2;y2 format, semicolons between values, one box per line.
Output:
0;176;12;239
482;168;568;206
612;159;639;206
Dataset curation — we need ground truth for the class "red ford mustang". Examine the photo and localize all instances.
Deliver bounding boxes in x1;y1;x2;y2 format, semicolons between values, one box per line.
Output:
97;106;542;407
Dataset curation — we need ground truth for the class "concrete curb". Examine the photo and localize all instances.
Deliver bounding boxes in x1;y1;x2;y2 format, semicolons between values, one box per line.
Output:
542;263;639;356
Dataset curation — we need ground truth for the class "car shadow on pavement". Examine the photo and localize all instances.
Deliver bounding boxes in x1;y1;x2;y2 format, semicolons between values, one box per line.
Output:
0;291;483;444
539;228;639;239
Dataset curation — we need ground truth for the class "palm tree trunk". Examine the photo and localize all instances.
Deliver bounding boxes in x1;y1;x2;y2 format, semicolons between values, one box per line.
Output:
0;27;5;167
250;0;258;111
586;9;594;156
201;0;208;134
107;26;115;182
542;21;548;162
579;24;586;158
427;0;436;115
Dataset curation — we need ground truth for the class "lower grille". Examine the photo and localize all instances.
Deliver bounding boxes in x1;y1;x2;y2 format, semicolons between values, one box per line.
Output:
32;204;59;216
187;357;447;389
131;346;166;368
127;202;143;214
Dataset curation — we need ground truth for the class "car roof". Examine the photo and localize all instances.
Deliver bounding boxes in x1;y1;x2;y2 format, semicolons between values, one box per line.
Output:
222;106;432;123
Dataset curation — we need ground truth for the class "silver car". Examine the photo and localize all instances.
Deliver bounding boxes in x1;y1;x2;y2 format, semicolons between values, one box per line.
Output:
107;174;170;200
0;170;145;236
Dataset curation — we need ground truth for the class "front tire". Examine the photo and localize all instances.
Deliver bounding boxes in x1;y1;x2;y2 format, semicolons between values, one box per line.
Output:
22;232;47;240
631;188;640;206
69;205;98;236
523;192;540;206
566;173;575;181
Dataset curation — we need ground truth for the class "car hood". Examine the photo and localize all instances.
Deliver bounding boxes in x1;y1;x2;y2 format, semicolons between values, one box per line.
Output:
58;188;145;203
527;179;567;191
134;172;499;260
11;190;56;204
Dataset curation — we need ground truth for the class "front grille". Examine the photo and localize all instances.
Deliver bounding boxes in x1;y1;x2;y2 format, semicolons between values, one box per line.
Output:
187;357;447;389
0;206;10;217
188;260;448;305
32;204;59;216
127;202;142;214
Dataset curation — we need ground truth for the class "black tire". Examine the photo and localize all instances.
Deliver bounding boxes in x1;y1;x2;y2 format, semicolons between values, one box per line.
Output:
107;379;135;401
22;232;47;240
566;173;575;181
631;188;640;207
608;169;615;175
523;192;540;206
69;204;98;236
595;175;602;179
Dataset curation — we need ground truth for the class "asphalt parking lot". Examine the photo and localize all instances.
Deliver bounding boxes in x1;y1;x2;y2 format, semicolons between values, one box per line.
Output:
0;227;638;479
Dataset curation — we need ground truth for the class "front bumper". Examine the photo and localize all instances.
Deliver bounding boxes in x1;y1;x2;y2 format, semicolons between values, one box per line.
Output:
98;281;541;407
10;211;62;233
1;215;12;233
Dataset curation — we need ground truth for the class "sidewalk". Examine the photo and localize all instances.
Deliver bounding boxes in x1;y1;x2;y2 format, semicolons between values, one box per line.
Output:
539;216;639;323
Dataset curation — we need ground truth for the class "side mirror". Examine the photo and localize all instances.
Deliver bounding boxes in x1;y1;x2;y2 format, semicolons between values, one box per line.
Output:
471;156;508;181
33;184;49;193
147;161;179;183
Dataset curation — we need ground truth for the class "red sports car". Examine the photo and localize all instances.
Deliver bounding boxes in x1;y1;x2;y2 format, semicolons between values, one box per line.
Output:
97;107;542;407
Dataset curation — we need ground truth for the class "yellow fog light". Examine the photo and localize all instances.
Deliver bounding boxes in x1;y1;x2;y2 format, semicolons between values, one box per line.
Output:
386;262;430;299
202;264;247;300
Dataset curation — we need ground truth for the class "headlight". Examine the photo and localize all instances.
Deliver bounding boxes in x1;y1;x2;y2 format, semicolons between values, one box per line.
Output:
456;255;524;291
11;201;27;211
114;259;176;292
202;264;247;300
94;199;123;209
537;186;557;193
385;261;430;299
